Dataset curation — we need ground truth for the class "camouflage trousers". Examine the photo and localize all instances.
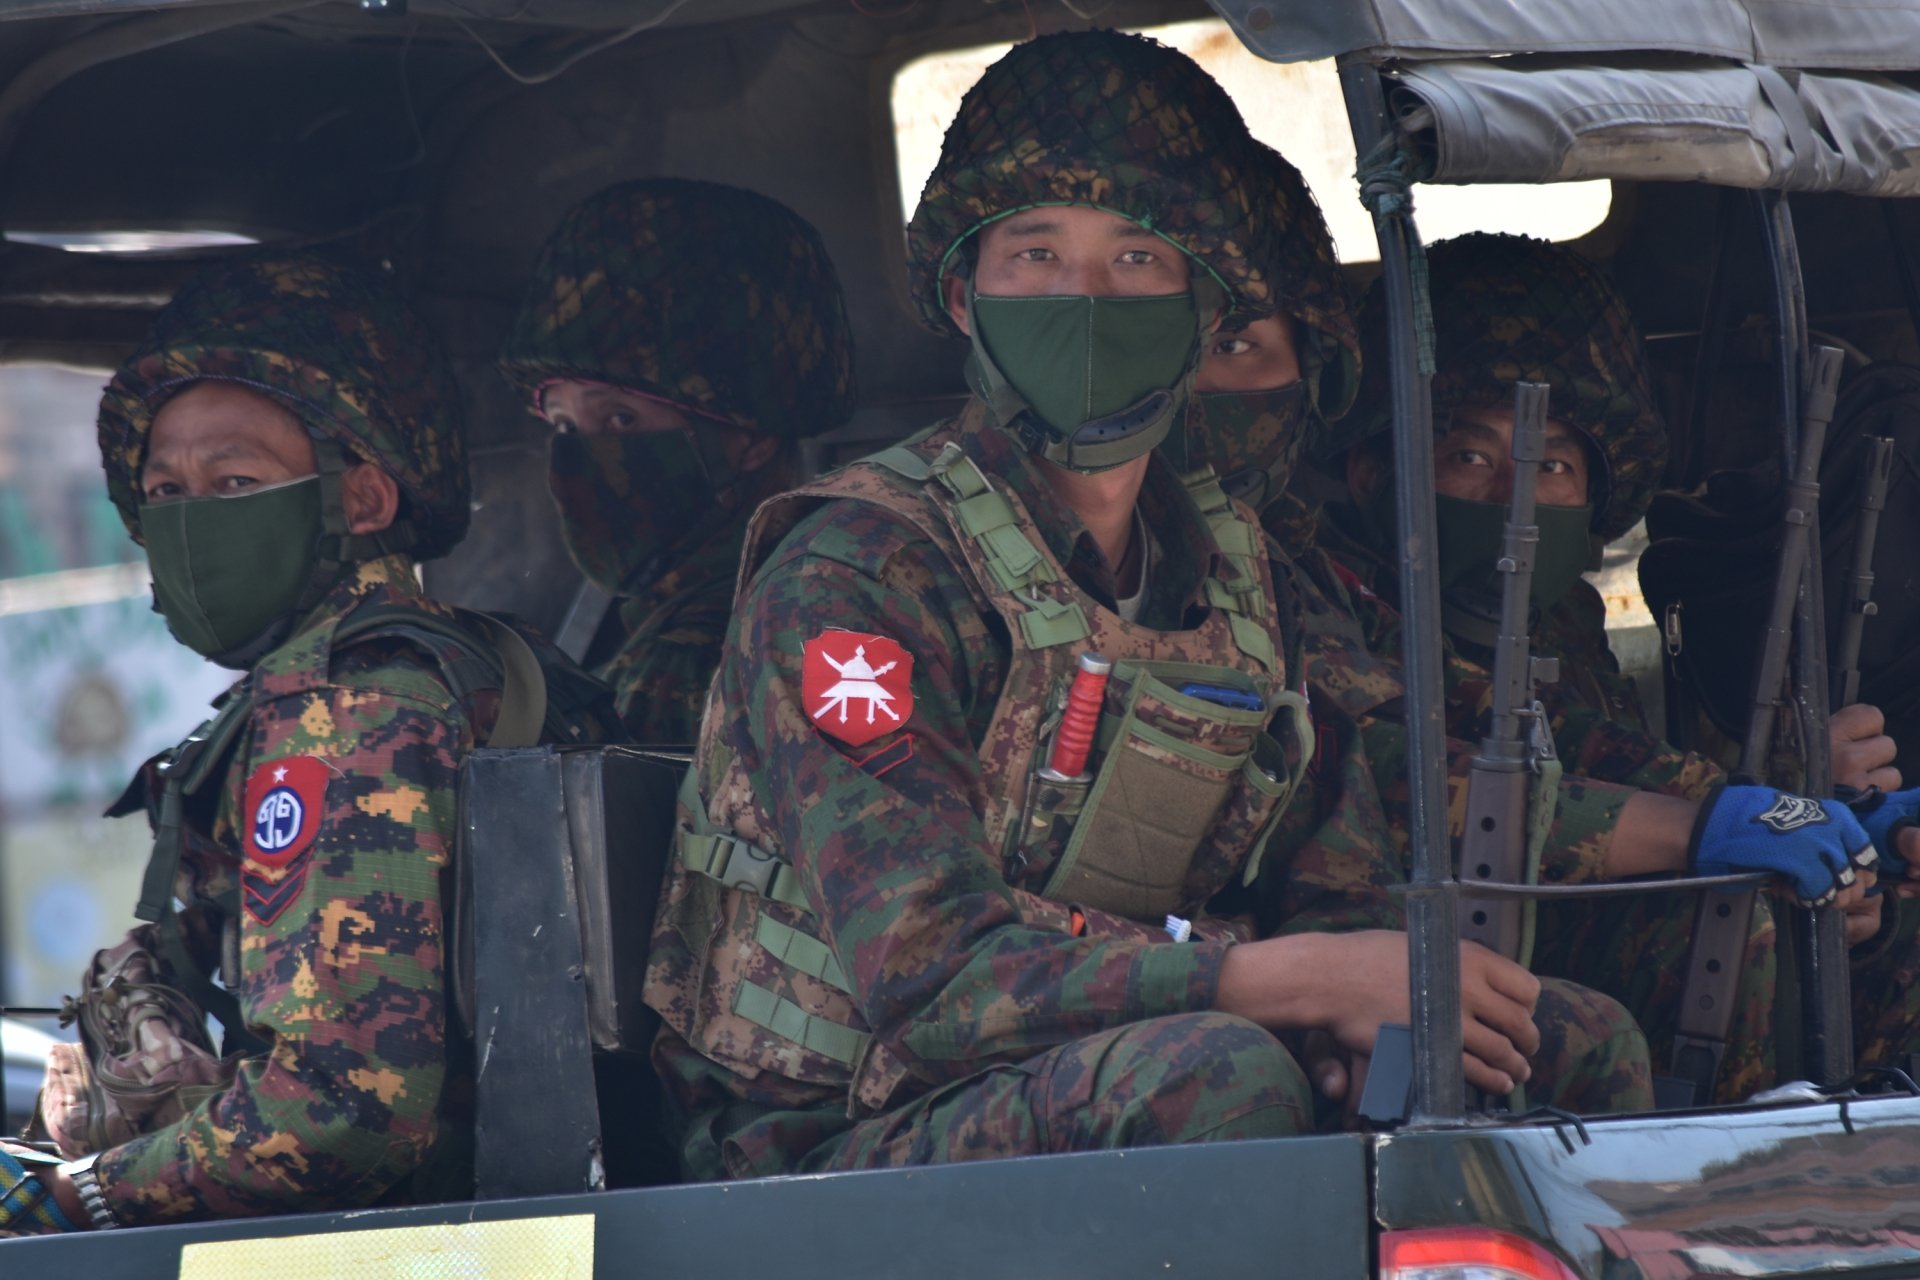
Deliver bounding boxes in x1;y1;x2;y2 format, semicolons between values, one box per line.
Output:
1533;894;1776;1104
1850;895;1920;1074
1529;978;1655;1115
816;1013;1311;1170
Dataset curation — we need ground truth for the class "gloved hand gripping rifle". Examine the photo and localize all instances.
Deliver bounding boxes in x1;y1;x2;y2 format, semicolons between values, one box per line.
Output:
1658;345;1849;1108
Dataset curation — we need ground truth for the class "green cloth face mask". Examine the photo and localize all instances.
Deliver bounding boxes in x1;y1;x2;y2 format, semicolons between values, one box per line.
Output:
1434;492;1594;613
970;287;1199;472
143;475;323;662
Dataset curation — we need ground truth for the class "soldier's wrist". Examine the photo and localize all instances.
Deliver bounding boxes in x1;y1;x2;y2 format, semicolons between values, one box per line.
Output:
53;1155;115;1231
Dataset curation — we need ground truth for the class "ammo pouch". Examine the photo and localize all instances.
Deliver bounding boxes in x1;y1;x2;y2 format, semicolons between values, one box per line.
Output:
28;937;237;1158
1032;660;1310;921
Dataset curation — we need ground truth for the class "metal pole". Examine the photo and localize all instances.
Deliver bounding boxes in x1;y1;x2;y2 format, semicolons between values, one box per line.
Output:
1339;59;1464;1121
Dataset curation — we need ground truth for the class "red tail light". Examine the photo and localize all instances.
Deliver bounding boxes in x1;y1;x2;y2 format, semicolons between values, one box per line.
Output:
1380;1227;1583;1279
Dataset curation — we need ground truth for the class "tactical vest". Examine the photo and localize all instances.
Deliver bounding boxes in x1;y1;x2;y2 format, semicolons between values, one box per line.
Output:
653;431;1313;1117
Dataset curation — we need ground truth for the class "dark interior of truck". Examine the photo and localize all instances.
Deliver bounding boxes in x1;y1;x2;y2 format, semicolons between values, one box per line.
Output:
7;0;1915;634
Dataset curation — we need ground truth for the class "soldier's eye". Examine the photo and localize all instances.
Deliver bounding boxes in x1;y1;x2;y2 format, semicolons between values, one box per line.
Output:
143;481;181;502
605;411;638;432
1212;337;1254;357
1117;250;1157;266
1016;248;1056;262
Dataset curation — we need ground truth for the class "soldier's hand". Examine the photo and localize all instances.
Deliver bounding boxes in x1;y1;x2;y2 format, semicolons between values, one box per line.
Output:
1692;785;1874;907
1315;932;1538;1096
1831;703;1901;793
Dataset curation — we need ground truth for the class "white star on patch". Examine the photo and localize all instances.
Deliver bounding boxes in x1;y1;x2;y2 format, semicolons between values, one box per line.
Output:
273;766;288;783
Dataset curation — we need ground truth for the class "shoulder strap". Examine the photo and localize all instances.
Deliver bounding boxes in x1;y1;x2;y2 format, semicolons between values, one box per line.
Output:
922;442;1091;650
131;695;255;927
1179;466;1280;672
332;604;550;748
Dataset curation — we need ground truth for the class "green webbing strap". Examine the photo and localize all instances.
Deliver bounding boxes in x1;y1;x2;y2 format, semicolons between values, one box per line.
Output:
754;915;850;992
925;444;1091;650
1227;613;1279;672
1180;467;1281;671
158;912;268;1056
675;768;813;913
733;980;870;1067
1019;596;1093;649
866;445;935;483
467;616;547;749
1517;755;1562;972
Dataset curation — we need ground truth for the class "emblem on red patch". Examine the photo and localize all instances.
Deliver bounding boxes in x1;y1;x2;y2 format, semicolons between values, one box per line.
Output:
802;632;914;747
241;755;329;924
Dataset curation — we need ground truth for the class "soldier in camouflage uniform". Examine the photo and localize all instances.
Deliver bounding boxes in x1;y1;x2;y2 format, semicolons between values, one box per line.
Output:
0;252;616;1233
640;33;1653;1183
1291;233;1913;1097
500;178;858;743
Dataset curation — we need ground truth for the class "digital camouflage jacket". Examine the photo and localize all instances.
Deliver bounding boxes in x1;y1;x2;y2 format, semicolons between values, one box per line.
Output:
641;400;1377;1178
93;559;611;1224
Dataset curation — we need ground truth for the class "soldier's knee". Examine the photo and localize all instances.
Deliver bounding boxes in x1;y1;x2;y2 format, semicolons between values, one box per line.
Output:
1095;1013;1311;1142
1532;979;1654;1114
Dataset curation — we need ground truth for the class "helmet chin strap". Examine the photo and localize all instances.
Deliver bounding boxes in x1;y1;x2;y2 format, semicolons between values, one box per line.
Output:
303;436;418;609
963;275;1224;475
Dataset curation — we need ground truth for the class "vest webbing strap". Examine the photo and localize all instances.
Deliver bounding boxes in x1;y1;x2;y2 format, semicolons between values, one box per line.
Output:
755;914;850;992
733;979;869;1067
915;442;1092;650
1183;468;1279;671
675;767;811;913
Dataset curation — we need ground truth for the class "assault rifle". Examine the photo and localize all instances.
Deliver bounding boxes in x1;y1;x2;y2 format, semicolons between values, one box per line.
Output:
1457;381;1558;967
1657;345;1847;1109
1833;435;1896;709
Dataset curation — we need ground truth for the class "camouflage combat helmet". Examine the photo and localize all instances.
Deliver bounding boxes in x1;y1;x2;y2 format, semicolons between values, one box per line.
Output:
499;178;858;437
1341;233;1666;542
98;250;470;559
1226;142;1363;419
906;30;1277;334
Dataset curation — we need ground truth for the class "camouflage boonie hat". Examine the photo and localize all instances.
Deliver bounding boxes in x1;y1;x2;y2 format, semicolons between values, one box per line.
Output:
1342;233;1666;542
906;30;1276;337
99;251;470;559
499;178;858;438
1227;143;1362;419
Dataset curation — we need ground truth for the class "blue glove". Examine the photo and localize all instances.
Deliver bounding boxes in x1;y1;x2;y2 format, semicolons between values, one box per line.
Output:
1846;785;1920;877
1690;784;1875;907
0;1145;77;1235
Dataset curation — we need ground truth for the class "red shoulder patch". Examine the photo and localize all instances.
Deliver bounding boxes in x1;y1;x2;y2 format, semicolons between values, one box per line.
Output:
802;632;914;748
241;755;330;925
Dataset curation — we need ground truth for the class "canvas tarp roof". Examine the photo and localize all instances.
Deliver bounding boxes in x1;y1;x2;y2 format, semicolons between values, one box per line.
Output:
1204;1;1920;194
1389;59;1920;194
1207;0;1920;73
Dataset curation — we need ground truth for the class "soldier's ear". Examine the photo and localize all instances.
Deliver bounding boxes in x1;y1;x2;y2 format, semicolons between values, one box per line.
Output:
341;462;401;535
944;272;971;336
